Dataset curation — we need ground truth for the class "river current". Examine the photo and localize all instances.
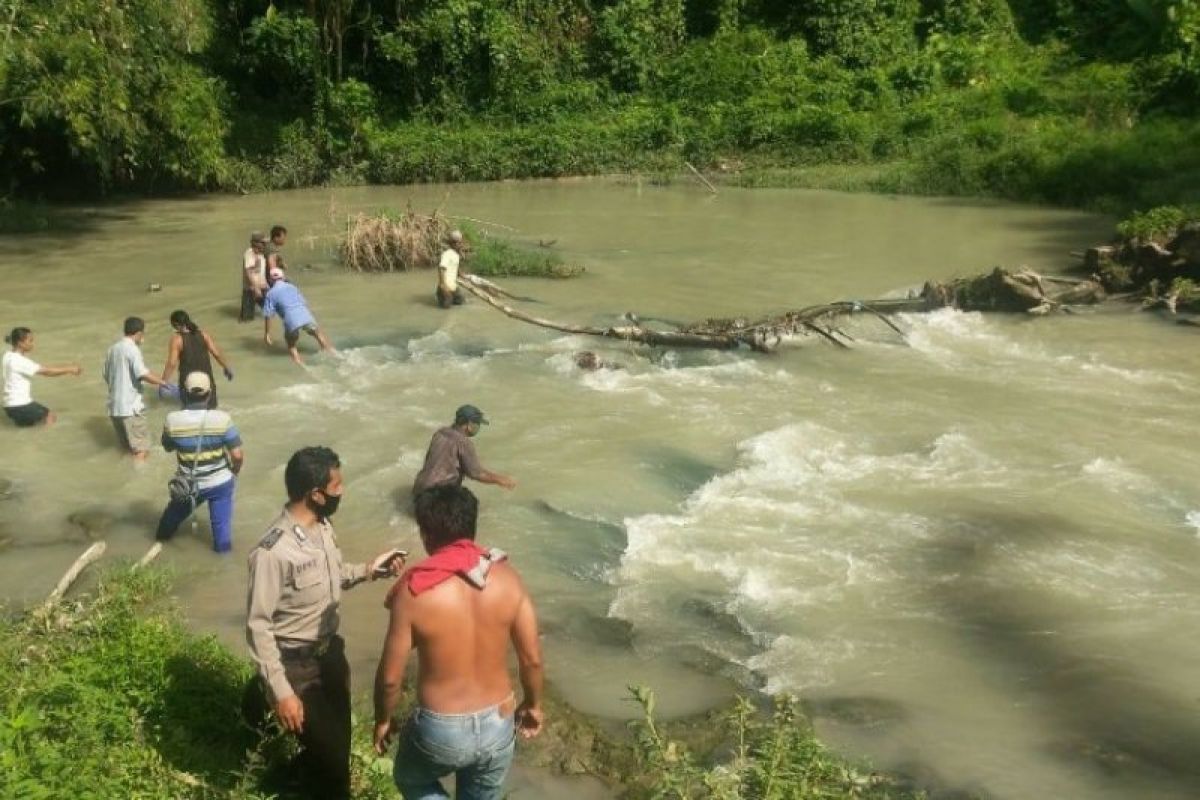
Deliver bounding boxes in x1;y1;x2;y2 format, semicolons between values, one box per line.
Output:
2;180;1198;799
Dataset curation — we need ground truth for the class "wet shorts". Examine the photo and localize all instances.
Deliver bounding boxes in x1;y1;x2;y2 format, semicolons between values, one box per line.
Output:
110;412;151;453
5;402;50;427
285;324;320;347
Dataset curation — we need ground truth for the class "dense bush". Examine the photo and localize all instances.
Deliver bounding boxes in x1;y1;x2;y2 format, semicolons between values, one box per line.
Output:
4;0;1200;214
0;0;227;195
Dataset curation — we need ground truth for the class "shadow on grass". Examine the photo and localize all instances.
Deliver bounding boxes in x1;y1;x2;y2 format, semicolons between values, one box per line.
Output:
153;654;266;793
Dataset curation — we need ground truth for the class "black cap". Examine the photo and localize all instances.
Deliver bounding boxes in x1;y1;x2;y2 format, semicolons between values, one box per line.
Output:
454;404;488;425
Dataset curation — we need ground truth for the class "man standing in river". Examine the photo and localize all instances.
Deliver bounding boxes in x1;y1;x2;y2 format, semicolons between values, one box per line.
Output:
436;229;466;308
155;372;243;552
412;405;516;496
246;446;406;800
265;224;288;273
103;317;168;461
240;231;268;322
373;485;544;799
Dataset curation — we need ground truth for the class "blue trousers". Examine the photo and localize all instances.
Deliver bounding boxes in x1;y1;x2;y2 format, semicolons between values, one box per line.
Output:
156;478;235;552
393;704;515;800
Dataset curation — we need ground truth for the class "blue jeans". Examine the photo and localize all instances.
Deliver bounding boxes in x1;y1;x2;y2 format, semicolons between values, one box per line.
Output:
393;703;515;800
155;478;235;552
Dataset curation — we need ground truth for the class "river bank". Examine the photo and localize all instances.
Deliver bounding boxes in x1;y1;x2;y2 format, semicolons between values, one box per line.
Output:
1;566;927;799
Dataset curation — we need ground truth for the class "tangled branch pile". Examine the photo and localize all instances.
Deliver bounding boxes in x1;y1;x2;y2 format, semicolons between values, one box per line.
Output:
341;208;452;272
462;267;1105;353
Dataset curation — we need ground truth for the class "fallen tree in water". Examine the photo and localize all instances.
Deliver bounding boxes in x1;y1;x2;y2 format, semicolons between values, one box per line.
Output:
462;267;1106;353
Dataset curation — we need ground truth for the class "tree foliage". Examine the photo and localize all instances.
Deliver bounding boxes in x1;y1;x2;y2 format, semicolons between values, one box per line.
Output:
0;0;226;194
3;0;1200;202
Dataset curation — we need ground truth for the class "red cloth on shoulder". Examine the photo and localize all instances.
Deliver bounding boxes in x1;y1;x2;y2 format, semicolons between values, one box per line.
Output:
385;539;490;607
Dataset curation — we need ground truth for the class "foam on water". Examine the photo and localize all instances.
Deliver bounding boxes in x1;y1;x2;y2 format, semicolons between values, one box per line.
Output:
609;422;1003;686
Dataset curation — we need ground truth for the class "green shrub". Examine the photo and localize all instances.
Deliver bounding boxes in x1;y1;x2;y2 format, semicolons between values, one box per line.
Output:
625;686;922;799
1116;205;1191;240
596;0;687;90
465;229;585;278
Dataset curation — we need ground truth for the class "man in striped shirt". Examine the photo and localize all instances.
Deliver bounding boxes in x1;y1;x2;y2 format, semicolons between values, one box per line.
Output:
155;371;244;552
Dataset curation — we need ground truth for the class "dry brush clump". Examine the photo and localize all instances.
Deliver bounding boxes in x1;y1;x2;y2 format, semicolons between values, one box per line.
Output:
340;207;452;273
340;207;583;278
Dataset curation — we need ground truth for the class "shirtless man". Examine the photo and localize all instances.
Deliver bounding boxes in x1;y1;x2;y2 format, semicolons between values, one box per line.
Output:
373;485;544;800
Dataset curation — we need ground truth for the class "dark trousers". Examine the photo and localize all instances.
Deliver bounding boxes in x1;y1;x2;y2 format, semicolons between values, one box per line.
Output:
244;635;352;800
436;287;464;308
239;288;263;322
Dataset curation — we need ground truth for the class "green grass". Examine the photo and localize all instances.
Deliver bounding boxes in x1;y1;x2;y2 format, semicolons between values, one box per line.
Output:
0;567;395;800
2;568;934;799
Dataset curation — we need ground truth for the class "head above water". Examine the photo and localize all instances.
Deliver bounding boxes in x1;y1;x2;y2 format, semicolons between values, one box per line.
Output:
169;309;199;334
285;446;343;519
6;327;32;352
123;316;145;340
447;229;464;249
250;231;267;248
453;404;488;435
268;267;286;285
270;225;287;245
414;485;478;552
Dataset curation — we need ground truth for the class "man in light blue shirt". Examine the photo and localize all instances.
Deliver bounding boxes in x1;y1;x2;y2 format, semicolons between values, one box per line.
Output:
102;316;167;461
263;268;335;365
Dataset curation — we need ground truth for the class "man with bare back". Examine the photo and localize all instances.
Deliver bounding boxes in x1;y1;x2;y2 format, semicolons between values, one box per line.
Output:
373;485;544;799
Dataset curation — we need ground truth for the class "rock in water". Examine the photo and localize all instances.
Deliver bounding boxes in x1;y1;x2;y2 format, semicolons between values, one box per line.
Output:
802;695;909;728
67;508;116;541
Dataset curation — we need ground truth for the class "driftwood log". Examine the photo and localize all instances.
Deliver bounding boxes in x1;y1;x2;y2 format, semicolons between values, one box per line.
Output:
39;541;106;614
461;268;1104;353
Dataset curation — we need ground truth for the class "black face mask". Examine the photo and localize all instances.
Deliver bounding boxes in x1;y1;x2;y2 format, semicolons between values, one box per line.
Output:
309;490;342;520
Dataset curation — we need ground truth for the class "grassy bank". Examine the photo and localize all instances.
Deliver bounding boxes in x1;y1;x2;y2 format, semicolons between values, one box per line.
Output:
2;568;925;799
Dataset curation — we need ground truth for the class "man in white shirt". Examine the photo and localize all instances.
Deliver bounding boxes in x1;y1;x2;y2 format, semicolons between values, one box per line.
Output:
102;317;168;460
436;230;466;309
240;231;268;322
3;326;82;427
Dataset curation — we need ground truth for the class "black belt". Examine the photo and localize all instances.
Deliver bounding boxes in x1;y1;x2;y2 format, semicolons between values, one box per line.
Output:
278;634;339;661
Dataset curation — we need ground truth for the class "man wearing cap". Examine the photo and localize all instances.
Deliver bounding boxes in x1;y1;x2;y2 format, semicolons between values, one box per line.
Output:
436;230;466;308
240;231;268;322
263;268;335;365
245;446;405;800
155;371;244;552
412;405;517;497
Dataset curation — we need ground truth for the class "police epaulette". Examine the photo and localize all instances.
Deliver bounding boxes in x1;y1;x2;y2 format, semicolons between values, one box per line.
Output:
260;528;285;549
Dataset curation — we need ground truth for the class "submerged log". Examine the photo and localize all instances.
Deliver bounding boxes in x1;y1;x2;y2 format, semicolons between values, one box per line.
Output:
461;267;1103;353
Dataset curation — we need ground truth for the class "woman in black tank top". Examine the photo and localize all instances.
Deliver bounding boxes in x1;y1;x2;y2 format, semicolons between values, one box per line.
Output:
161;310;233;409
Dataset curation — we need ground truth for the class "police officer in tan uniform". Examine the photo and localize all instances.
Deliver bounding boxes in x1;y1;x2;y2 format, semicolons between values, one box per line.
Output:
246;445;404;800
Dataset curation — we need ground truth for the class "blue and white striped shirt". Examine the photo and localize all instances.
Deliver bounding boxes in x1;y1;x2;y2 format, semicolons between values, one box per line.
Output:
162;407;242;490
